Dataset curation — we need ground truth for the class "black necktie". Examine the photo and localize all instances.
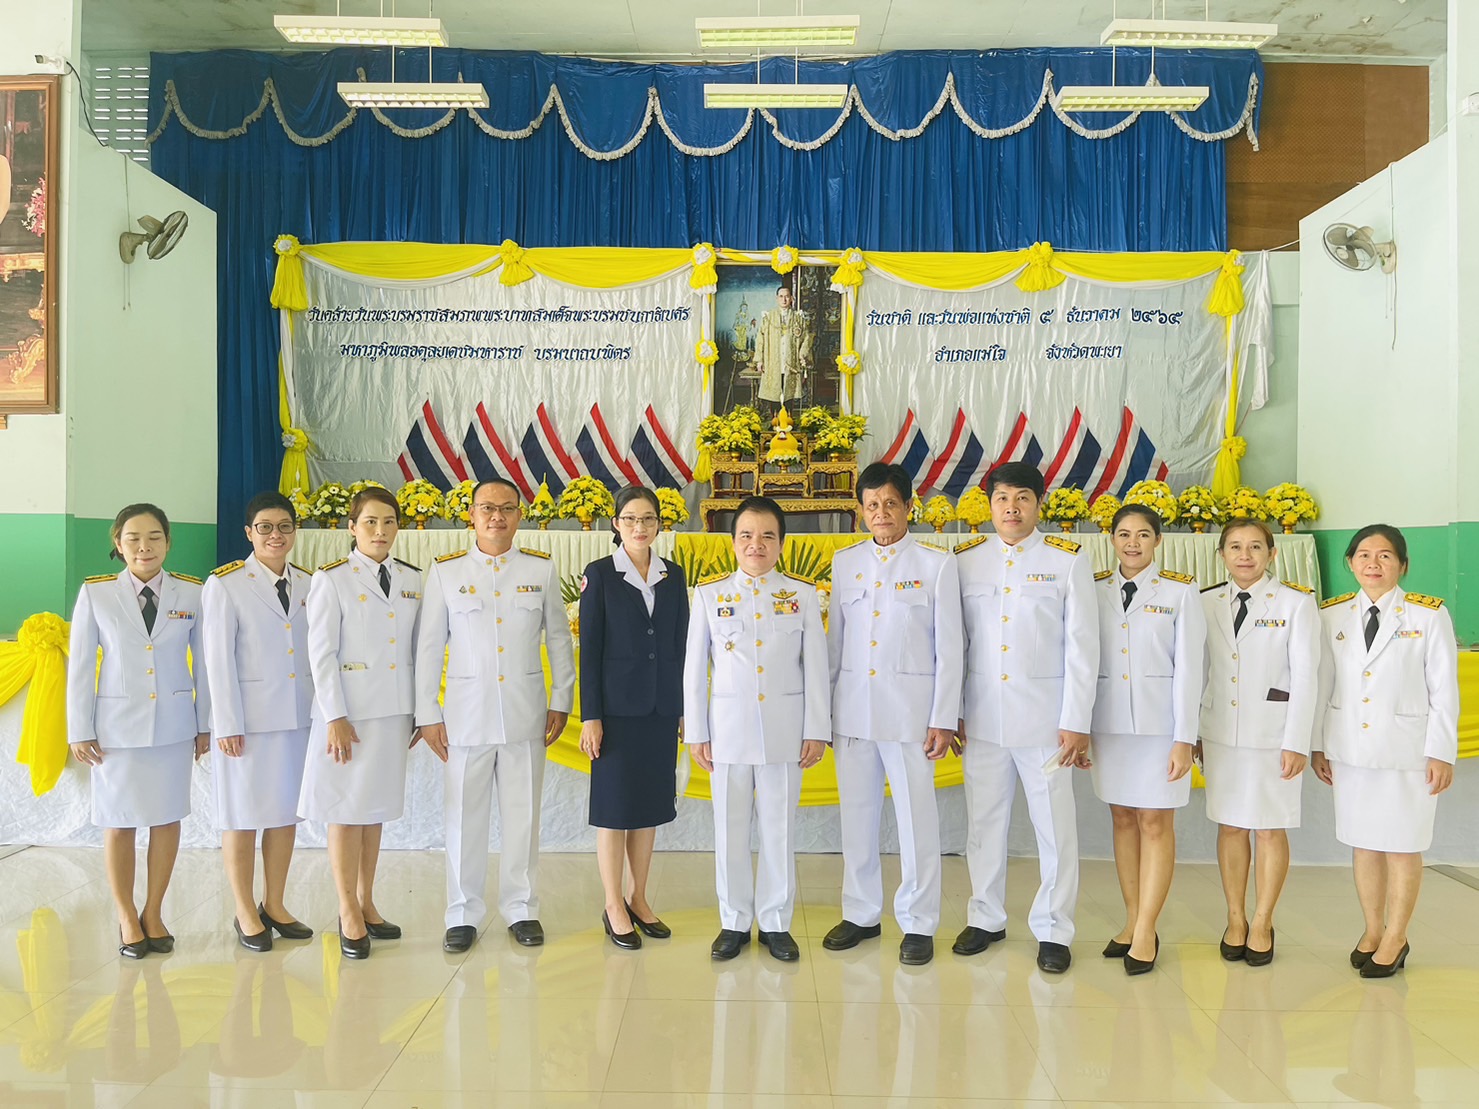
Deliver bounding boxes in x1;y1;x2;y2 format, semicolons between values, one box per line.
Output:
1233;591;1251;636
141;585;157;633
379;563;392;598
1364;604;1380;650
1121;580;1137;611
276;577;291;615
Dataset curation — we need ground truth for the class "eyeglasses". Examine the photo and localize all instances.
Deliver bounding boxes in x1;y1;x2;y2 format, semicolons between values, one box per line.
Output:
617;514;660;527
251;522;298;536
475;504;522;516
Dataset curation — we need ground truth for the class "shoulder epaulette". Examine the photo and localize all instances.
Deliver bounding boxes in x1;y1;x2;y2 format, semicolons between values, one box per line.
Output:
84;573;118;584
211;560;245;578
1094;570;1114;582
519;547;551;560
1159;570;1194;585
319;557;349;572
1043;534;1081;554
1282;580;1314;595
1404;591;1445;610
169;571;203;585
698;571;730;587
393;557;420;571
291;562;312;576
434;549;469;563
954;535;989;555
917;540;948;552
1201;581;1224;593
781;569;814;586
1321;591;1356;609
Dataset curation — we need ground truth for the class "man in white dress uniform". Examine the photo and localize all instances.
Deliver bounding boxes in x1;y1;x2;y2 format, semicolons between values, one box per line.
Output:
684;496;831;962
415;478;576;952
953;462;1098;973
824;462;963;966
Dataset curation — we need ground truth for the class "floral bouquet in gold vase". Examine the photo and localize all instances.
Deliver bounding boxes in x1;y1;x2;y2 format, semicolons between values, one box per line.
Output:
923;495;956;533
656;487;689;531
1089;493;1121;533
956;487;990;533
1264;483;1318;533
397;479;444;529
525;480;558;529
1176;485;1222;533
310;481;350;528
1041;487;1090;532
558;476;616;531
1220;485;1268;521
442;479;476;527
1123;479;1179;526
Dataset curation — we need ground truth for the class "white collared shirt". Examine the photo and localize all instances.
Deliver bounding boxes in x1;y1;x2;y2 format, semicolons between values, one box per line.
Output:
127;569;166;609
614;545;667;617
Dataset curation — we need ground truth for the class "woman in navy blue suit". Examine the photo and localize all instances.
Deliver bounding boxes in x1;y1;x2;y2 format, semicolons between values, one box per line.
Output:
578;486;689;949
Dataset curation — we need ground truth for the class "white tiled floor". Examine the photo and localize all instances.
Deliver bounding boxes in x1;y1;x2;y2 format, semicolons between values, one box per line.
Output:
0;847;1476;1107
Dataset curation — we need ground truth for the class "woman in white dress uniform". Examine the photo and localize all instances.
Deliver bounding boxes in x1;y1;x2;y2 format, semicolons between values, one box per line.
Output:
1311;524;1458;978
1091;504;1206;975
1198;519;1319;967
299;486;423;960
67;503;210;959
202;491;316;952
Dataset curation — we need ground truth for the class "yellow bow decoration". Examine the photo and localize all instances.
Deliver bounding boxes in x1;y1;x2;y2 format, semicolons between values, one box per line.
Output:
690;242;718;294
0;613;71;796
694;338;720;367
274;234;302;257
693;442;714;483
497;239;535;286
1207;248;1246;318
1016;241;1065;292
835;350;862;376
771;245;798;275
278;368;313;497
1221;435;1247;461
829;247;867;292
269;233;309;311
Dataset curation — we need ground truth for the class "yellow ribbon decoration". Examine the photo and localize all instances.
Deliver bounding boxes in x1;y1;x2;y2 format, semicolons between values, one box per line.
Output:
770;244;798;275
269;233;309;312
278;357;313;498
1016;241;1066;292
694;338;720;367
497;238;535;286
690;242;718;294
829;247;867;291
0;613;71;796
1208;251;1250;496
1207;248;1246;318
693;443;714;483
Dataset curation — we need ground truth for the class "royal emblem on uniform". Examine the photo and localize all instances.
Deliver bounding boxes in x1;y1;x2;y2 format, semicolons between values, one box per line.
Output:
1335;631;1345;640
717;605;735;618
723;641;735;651
459;585;477;594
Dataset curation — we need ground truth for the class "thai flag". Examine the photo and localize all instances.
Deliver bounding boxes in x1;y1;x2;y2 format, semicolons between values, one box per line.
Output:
519;403;581;496
878;409;932;489
397;400;468;491
574;404;640;491
629;405;694;489
920;410;989;498
1042;408;1104;493
985;411;1044;476
462;402;534;501
1091;407;1172;500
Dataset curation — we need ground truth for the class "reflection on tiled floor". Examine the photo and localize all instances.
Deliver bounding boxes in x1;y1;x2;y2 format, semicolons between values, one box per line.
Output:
0;848;1477;1107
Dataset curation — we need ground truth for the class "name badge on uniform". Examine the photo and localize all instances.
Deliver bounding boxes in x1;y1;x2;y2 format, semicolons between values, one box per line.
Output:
895;580;924;591
1254;618;1286;628
517;585;542;593
401;590;421;599
1026;573;1057;583
1144;605;1174;615
1396;629;1423;639
167;610;195;620
716;605;735;618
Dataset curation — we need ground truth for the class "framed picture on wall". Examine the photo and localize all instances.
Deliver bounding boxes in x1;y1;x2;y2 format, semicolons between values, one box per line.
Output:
0;75;59;423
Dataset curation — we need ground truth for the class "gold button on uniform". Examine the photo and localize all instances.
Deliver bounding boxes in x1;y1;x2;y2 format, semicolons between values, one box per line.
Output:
388;612;395;619
1363;697;1371;703
287;648;294;655
758;694;766;702
875;581;882;587
145;645;152;651
1001;674;1009;681
389;638;395;644
285;623;293;630
868;669;876;676
146;668;153;675
1231;676;1237;683
498;675;505;683
149;693;156;700
1001;645;1009;652
873;610;881;617
288;672;295;679
1232;699;1238;707
1362;722;1370;729
756;666;763;674
755;639;763;647
1363;671;1372;678
1122;674;1129;680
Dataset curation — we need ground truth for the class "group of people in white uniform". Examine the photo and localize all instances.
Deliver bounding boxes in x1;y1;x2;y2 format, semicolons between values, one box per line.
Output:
66;459;1458;982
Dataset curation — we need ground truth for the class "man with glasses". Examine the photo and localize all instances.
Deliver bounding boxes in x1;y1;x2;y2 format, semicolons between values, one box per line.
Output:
415;478;575;953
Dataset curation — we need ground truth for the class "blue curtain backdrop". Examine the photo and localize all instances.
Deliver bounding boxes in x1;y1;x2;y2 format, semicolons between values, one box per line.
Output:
146;48;1262;559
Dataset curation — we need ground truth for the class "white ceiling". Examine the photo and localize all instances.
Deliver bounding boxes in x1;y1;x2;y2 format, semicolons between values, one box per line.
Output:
80;0;1448;61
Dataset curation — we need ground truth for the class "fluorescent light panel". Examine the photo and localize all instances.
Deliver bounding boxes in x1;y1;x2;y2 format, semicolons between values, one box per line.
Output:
696;15;860;48
1056;85;1208;112
276;15;449;47
704;82;849;109
338;82;489;109
1100;18;1276;49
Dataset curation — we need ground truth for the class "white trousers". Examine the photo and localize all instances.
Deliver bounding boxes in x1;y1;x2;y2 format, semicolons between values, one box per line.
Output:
444;742;545;929
963;739;1079;943
710;760;803;933
834;736;941;935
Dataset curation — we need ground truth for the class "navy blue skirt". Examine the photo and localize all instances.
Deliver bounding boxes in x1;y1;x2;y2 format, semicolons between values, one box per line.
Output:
588;713;679;830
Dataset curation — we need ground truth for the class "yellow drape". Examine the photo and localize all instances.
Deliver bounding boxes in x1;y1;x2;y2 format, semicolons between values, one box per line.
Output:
0;614;70;796
277;317;312;499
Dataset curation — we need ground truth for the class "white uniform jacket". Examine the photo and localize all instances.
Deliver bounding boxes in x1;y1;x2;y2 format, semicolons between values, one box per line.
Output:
1198;577;1319;754
827;535;964;741
202;554;315;737
957;530;1099;748
683;569;831;763
307;549;421;724
67;570;211;747
1091;563;1206;743
414;542;576;745
1314;589;1459;770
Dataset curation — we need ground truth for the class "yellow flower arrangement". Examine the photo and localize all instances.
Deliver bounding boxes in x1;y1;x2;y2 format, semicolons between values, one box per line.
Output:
655;486;689;530
909;494;924;524
771;245;798;275
288;486;313;521
1089;493;1121;532
1264;482;1319;531
348;479;386;498
798;405;834;431
396;479;445;527
1176;485;1223;532
956;486;991;531
1040;487;1091;527
1123;479;1179;525
812;413;867;455
557;476;616;530
923;495;956;531
694;338;719;367
697;408;760;455
731;405;763;437
310;481;350;525
1220;485;1268;521
442;479;476;526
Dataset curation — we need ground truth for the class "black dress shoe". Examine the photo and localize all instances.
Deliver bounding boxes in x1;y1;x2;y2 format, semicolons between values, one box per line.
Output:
338;920;370;960
711;929;751;960
508;919;545;946
145;933;175;955
259;903;313;940
602;911;641;950
1123;935;1160;976
1102;939;1131;959
119;929;149;960
822;920;882;951
443;925;477;953
234;918;273;953
758;930;800;961
899;933;934;965
1350;944;1378;969
952;925;1006;956
364;918;402;940
1037;941;1072;974
1219;929;1247;961
1359;942;1409;979
1244;928;1275;967
626;901;671;939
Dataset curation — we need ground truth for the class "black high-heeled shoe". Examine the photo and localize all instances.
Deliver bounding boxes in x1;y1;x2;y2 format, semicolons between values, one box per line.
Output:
1102;938;1131;958
626;901;670;939
1350;944;1378;969
364;918;402;940
259;903;313;940
1244;928;1275;967
119;928;149;960
602;910;641;950
1359;942;1409;979
1123;934;1160;976
234;917;273;953
338;919;370;960
145;932;175;955
1219;929;1246;962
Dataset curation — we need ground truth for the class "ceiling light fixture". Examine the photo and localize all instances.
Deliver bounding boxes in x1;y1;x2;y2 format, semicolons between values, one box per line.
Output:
1056;84;1209;112
695;15;860;49
703;82;849;109
276;15;449;47
337;81;489;109
1100;18;1277;50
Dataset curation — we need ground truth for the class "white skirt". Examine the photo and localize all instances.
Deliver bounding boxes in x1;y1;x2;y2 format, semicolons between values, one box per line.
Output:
212;726;311;831
1202;741;1302;830
298;714;413;825
1332;759;1437;853
1090;732;1191;810
92;741;194;828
